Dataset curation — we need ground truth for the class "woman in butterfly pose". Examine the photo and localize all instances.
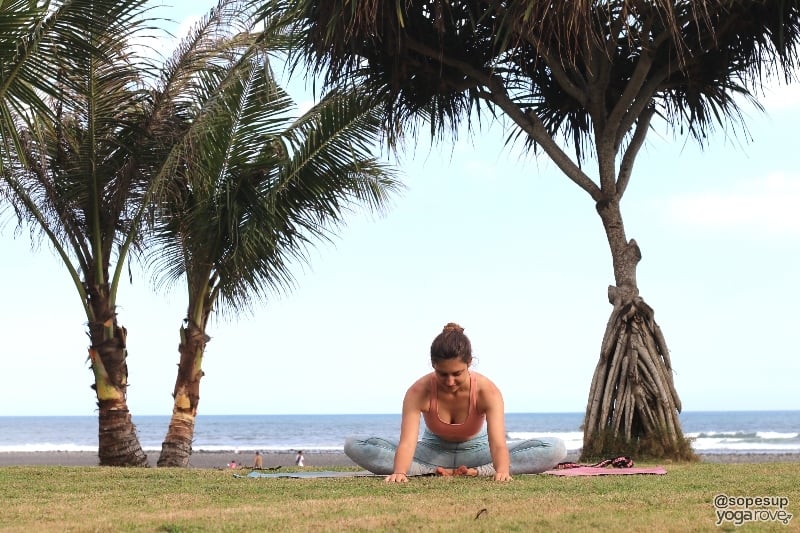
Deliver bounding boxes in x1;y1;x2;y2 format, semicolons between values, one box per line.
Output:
344;323;567;482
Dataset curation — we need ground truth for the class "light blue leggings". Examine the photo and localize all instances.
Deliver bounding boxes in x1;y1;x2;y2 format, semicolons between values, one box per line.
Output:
344;428;567;476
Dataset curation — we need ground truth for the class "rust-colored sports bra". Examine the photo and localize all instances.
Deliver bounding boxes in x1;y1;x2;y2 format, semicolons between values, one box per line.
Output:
422;372;486;441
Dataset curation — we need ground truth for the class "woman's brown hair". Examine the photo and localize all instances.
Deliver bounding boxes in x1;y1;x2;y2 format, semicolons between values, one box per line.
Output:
430;322;472;364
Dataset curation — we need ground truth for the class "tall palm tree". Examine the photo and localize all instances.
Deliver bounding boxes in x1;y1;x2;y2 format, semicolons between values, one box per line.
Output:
1;0;159;466
260;0;800;459
150;30;400;466
0;0;257;465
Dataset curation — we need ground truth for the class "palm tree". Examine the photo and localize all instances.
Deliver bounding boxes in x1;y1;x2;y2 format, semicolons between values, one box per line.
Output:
0;0;258;465
149;29;400;466
260;0;800;459
1;0;160;466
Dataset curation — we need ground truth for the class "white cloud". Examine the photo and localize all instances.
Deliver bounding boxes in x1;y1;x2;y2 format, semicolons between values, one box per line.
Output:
668;172;800;235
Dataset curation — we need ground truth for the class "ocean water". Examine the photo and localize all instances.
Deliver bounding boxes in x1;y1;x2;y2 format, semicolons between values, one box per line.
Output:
0;411;798;455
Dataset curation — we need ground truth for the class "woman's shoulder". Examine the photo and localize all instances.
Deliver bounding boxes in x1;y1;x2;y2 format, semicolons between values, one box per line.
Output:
404;373;433;412
473;372;502;395
407;373;433;395
471;371;491;385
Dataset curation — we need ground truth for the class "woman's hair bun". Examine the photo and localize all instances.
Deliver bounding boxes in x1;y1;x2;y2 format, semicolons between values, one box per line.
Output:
442;322;464;333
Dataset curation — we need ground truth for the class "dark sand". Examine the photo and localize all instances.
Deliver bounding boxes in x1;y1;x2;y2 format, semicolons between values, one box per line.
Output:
2;450;799;468
0;450;357;469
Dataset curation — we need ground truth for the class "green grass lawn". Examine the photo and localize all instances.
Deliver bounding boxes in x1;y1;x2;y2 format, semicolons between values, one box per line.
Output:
1;463;798;532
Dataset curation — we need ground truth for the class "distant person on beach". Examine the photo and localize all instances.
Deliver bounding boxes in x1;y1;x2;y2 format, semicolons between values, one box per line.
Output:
344;322;567;483
295;450;305;467
228;459;238;469
253;451;263;469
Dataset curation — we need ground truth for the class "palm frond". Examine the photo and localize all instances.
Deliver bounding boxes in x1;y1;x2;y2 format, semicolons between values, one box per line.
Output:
147;33;401;320
276;0;800;163
147;42;298;309
1;0;169;311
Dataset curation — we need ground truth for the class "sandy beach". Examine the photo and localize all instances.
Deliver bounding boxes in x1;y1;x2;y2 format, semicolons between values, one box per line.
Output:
2;450;799;468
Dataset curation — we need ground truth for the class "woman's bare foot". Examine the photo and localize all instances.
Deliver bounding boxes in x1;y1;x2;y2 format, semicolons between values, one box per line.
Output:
435;466;479;477
456;465;478;477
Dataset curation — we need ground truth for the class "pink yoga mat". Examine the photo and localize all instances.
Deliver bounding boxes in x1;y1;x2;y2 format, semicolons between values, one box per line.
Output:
543;466;667;476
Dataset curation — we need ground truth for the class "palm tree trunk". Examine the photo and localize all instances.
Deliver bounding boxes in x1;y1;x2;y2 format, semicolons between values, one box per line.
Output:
157;320;208;467
96;400;149;467
87;290;148;467
581;198;696;461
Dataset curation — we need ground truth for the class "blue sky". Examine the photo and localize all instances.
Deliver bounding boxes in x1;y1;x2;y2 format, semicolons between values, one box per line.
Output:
1;1;798;417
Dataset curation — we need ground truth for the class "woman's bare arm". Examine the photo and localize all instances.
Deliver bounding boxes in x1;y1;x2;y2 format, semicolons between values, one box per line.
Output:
386;379;426;482
482;377;512;481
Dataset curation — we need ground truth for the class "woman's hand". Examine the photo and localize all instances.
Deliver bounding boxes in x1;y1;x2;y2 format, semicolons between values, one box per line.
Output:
493;472;513;482
385;472;409;483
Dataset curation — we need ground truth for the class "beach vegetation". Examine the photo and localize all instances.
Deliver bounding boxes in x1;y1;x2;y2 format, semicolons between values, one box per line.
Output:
257;0;800;460
0;0;166;466
1;0;399;468
149;6;401;466
581;427;697;463
0;462;798;531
